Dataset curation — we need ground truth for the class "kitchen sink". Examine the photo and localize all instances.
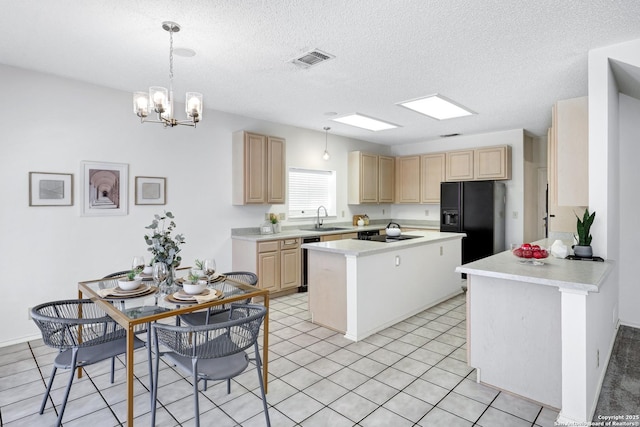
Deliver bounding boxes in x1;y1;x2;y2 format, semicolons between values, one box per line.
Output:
299;227;350;232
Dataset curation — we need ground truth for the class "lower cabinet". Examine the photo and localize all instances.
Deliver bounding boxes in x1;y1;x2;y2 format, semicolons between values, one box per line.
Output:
321;232;358;242
233;237;301;293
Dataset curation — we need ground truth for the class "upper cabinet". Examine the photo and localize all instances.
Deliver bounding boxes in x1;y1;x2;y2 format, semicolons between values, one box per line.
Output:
547;97;588;232
395;156;421;203
553;97;588;206
421;153;446;203
445;146;511;182
232;131;286;205
445;150;474;181
348;151;395;204
474;145;512;180
378;155;395;203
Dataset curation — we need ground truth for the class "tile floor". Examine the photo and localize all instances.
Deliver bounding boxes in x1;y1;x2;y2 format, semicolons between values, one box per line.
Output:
0;292;560;426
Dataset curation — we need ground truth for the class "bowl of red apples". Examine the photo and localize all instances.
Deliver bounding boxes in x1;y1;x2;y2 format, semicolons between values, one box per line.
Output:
512;243;548;264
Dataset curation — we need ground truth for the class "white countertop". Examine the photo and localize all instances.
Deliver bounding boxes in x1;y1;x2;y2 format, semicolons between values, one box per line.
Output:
301;230;465;257
231;224;440;242
455;239;613;293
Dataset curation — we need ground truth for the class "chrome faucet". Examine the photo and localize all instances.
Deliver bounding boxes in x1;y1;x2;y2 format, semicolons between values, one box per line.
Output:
316;205;328;228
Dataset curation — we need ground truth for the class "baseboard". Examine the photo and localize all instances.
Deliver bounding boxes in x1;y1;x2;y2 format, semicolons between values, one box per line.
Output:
0;333;41;348
619;319;640;330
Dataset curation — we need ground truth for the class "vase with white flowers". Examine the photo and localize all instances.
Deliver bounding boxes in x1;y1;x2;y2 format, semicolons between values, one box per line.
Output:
144;211;185;284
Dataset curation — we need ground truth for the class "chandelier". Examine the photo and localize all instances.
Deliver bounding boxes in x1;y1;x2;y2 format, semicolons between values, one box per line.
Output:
133;21;203;128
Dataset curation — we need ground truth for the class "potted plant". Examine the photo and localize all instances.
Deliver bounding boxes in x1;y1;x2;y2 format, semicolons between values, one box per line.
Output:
269;213;280;233
118;268;143;291
144;211;185;284
183;271;206;295
574;208;596;258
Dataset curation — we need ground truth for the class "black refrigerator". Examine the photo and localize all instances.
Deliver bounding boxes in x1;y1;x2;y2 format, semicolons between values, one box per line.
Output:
440;181;506;265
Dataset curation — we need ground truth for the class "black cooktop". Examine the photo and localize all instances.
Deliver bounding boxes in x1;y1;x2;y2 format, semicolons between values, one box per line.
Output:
362;234;422;243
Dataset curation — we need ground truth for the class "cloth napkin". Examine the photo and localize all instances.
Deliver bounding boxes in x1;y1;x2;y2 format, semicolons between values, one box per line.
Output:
193;290;221;304
97;287;120;298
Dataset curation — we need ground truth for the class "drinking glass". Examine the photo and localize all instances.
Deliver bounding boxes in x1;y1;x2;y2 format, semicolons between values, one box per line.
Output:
132;256;145;271
203;259;216;278
153;262;169;298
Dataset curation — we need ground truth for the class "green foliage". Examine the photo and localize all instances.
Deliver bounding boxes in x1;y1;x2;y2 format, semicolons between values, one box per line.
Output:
194;259;204;270
187;272;201;283
575;208;596;246
143;211;185;267
127;267;142;281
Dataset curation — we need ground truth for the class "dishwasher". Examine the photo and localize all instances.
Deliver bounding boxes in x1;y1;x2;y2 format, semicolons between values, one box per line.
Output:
300;236;320;292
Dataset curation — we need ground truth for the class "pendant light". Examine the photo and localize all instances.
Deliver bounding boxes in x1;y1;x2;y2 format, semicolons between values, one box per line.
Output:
322;127;331;160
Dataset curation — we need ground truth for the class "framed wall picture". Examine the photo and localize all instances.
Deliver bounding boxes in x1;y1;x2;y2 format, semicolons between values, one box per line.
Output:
81;161;128;216
29;172;73;206
135;176;166;205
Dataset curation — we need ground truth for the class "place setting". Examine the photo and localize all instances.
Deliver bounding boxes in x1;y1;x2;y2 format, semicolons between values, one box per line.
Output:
164;258;225;304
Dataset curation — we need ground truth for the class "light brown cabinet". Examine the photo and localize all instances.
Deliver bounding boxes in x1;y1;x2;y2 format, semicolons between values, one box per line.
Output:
445;146;511;182
474;145;512;180
232;237;300;294
395;156;421;203
547;97;588;233
445;149;474;181
420;153;446;203
232;131;286;205
378;155;395;203
348;151;395;204
321;232;357;242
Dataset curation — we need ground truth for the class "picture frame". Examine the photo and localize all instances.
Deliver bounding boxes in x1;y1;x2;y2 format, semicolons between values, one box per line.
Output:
81;161;128;216
29;172;73;206
135;176;166;205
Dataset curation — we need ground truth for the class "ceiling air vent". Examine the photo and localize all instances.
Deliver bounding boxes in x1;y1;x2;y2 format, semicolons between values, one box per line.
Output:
291;49;335;68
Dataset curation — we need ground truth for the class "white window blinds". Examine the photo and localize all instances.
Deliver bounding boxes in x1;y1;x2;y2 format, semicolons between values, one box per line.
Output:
288;168;336;219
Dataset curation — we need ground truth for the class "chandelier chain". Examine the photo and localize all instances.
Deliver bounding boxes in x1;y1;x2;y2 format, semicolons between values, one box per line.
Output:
168;26;174;83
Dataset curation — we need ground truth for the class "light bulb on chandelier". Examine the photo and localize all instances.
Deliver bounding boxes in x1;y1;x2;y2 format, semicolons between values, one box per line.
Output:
132;22;203;128
323;127;331;160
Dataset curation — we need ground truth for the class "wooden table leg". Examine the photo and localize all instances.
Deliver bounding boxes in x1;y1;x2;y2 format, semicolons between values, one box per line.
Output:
127;325;135;425
263;293;269;393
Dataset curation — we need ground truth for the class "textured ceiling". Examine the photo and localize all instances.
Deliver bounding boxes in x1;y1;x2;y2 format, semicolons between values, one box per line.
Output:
2;0;640;145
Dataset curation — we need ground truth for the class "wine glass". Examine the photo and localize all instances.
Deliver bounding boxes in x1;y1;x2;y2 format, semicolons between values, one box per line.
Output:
153;262;169;298
203;259;216;279
132;256;145;271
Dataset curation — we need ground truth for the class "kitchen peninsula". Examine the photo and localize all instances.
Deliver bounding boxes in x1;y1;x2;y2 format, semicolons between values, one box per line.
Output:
302;230;464;341
456;242;614;423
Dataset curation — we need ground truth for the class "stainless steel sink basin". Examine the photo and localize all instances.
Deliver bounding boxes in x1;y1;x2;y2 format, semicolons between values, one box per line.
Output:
299;227;350;232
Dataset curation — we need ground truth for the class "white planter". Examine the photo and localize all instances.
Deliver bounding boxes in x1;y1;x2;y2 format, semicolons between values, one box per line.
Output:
118;278;142;291
183;282;206;295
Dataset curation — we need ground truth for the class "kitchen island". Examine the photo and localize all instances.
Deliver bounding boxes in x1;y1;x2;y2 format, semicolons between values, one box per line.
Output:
302;230;465;341
456;241;614;424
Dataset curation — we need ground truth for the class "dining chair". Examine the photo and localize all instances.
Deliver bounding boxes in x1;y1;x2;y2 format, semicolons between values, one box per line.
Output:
151;303;270;427
31;299;146;427
179;271;258;326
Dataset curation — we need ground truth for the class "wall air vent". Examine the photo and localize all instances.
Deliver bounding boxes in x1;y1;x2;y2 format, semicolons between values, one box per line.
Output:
291;49;335;68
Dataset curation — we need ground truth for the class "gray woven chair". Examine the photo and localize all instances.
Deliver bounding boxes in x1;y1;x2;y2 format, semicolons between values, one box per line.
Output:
179;271;258;327
151;303;270;427
31;299;145;427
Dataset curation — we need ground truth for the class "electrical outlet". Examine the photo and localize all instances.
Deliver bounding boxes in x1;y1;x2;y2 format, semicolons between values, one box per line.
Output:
279;213;285;220
28;307;32;320
341;210;345;217
440;246;443;256
382;209;385;215
425;209;429;216
264;213;270;220
512;211;518;219
597;349;600;368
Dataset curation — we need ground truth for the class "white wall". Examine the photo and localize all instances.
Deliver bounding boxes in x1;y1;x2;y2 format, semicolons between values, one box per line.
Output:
389;129;529;248
618;94;640;327
0;64;390;345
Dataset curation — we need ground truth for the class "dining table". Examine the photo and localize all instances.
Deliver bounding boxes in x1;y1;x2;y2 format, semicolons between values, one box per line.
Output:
77;270;270;426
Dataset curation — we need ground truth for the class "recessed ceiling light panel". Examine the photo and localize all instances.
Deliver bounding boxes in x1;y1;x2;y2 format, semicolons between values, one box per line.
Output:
397;94;475;120
331;113;399;131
